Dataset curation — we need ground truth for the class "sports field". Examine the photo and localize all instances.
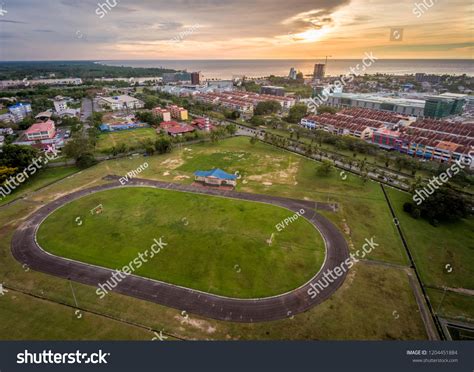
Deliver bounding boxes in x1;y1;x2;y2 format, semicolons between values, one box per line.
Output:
3;137;470;340
36;187;325;298
96;128;157;153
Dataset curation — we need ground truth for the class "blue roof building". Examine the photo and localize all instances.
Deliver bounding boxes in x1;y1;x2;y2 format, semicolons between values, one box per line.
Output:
194;168;237;187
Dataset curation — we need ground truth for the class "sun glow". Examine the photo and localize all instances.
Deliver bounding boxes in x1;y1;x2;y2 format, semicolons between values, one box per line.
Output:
294;28;329;43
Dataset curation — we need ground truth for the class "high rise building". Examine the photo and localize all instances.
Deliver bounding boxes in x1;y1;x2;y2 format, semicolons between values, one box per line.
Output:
288;67;297;80
261;86;285;96
191;72;202;85
313;64;326;81
8;102;32;122
424;94;466;118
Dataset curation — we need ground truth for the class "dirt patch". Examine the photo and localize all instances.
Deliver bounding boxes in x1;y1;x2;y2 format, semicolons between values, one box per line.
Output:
173;175;190;181
160;157;185;170
174;315;217;334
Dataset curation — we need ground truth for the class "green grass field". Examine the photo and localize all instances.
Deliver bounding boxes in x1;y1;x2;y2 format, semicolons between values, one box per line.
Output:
385;188;474;290
1;136;469;340
96;128;157;153
37;187;325;298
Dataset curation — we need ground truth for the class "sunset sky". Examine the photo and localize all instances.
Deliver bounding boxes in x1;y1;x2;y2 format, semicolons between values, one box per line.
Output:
0;0;472;60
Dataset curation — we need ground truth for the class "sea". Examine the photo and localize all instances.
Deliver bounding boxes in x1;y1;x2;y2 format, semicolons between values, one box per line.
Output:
98;59;474;80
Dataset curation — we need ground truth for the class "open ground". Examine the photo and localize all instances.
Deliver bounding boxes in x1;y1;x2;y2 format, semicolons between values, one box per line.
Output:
1;137;472;339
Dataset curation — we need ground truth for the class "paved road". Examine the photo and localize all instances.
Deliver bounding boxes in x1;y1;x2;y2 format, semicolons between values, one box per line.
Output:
11;178;349;323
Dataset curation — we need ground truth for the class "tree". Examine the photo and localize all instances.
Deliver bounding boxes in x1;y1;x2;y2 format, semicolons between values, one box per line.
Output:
249;135;258;145
76;153;97;169
63;136;94;161
254;101;281;115
223;110;240;120
317;105;338;115
250;115;265;126
0;166;18;184
18;117;35;130
286;104;308;123
225;123;237;135
144;96;159;110
404;186;471;224
0;144;40;169
317;160;333;176
154;136;173;154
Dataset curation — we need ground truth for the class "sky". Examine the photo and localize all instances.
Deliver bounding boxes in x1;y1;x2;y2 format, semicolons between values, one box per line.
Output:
0;0;472;60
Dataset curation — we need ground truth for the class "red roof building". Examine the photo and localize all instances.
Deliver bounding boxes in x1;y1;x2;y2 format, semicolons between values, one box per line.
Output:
25;120;56;141
159;121;195;137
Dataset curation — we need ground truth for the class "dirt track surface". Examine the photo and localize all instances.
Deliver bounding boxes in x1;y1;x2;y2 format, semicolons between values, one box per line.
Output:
11;177;349;322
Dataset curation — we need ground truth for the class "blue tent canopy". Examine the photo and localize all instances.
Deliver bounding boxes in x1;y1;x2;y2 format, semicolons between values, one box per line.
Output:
194;168;237;180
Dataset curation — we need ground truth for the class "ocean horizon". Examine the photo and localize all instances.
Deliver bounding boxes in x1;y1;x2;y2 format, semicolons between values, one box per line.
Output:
98;59;474;79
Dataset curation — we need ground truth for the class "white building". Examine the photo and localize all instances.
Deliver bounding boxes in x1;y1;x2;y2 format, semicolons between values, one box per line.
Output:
97;95;144;111
53;100;68;112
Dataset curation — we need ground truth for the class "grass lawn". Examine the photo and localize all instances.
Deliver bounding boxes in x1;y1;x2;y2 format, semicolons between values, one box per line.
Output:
96;128;157;153
0;166;80;207
37;187;325;298
427;288;474;323
0;290;154;340
385;187;474;290
1;136;467;340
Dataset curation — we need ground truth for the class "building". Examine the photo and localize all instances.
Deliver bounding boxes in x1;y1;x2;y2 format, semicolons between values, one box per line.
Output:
99;122;147;132
162;72;191;84
423;93;466;119
0;78;83;89
97;95;144;111
313;64;326;81
194;168;237;187
288;67;297;80
35;111;53;121
191;72;202;85
24;120;56;141
372;128;402;149
53;100;68;112
159;121;195;137
261;86;285;97
167;105;188;120
194;91;295;115
0;128;13;136
207;80;234;90
0;113;15;123
152;107;171;122
326;93;425;117
191;117;214;132
415;73;441;84
8;102;32;122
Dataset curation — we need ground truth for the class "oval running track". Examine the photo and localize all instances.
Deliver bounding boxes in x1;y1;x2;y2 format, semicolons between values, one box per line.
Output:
11;177;349;323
